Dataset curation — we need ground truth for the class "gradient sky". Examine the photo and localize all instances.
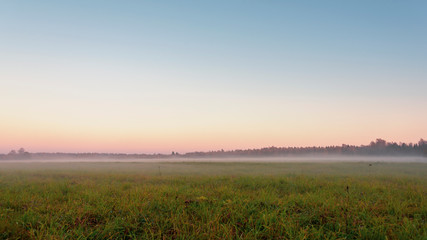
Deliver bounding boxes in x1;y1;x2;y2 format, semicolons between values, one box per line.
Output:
1;1;426;153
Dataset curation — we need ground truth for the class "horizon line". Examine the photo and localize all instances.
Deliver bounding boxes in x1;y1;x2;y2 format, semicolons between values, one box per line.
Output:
2;138;425;155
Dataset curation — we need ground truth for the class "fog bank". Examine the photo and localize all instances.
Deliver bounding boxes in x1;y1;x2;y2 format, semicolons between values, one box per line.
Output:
1;156;426;163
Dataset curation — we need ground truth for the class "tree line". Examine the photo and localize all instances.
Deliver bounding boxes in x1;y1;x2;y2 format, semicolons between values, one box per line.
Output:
183;139;427;157
1;138;426;160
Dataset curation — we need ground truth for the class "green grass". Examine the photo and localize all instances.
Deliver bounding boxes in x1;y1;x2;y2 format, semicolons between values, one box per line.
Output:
0;162;426;239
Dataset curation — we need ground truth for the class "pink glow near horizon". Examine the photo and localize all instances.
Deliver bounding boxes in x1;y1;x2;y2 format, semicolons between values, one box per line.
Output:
1;127;425;154
1;2;426;153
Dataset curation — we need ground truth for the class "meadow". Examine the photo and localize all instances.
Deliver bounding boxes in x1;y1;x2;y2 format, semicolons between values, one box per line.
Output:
0;161;426;239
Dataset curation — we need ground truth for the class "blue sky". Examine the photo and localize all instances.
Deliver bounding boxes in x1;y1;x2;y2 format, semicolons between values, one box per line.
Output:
1;1;426;153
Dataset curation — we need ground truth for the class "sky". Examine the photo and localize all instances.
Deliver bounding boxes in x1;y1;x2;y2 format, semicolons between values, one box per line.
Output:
1;1;426;154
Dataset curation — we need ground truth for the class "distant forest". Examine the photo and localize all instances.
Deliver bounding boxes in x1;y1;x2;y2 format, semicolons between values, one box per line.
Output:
1;139;426;160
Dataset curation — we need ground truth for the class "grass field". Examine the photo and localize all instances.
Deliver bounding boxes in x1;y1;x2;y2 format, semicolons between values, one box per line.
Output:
0;161;426;239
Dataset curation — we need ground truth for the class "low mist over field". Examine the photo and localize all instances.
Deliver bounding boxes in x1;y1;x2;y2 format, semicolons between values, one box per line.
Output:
0;156;426;164
2;138;427;162
0;161;426;176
